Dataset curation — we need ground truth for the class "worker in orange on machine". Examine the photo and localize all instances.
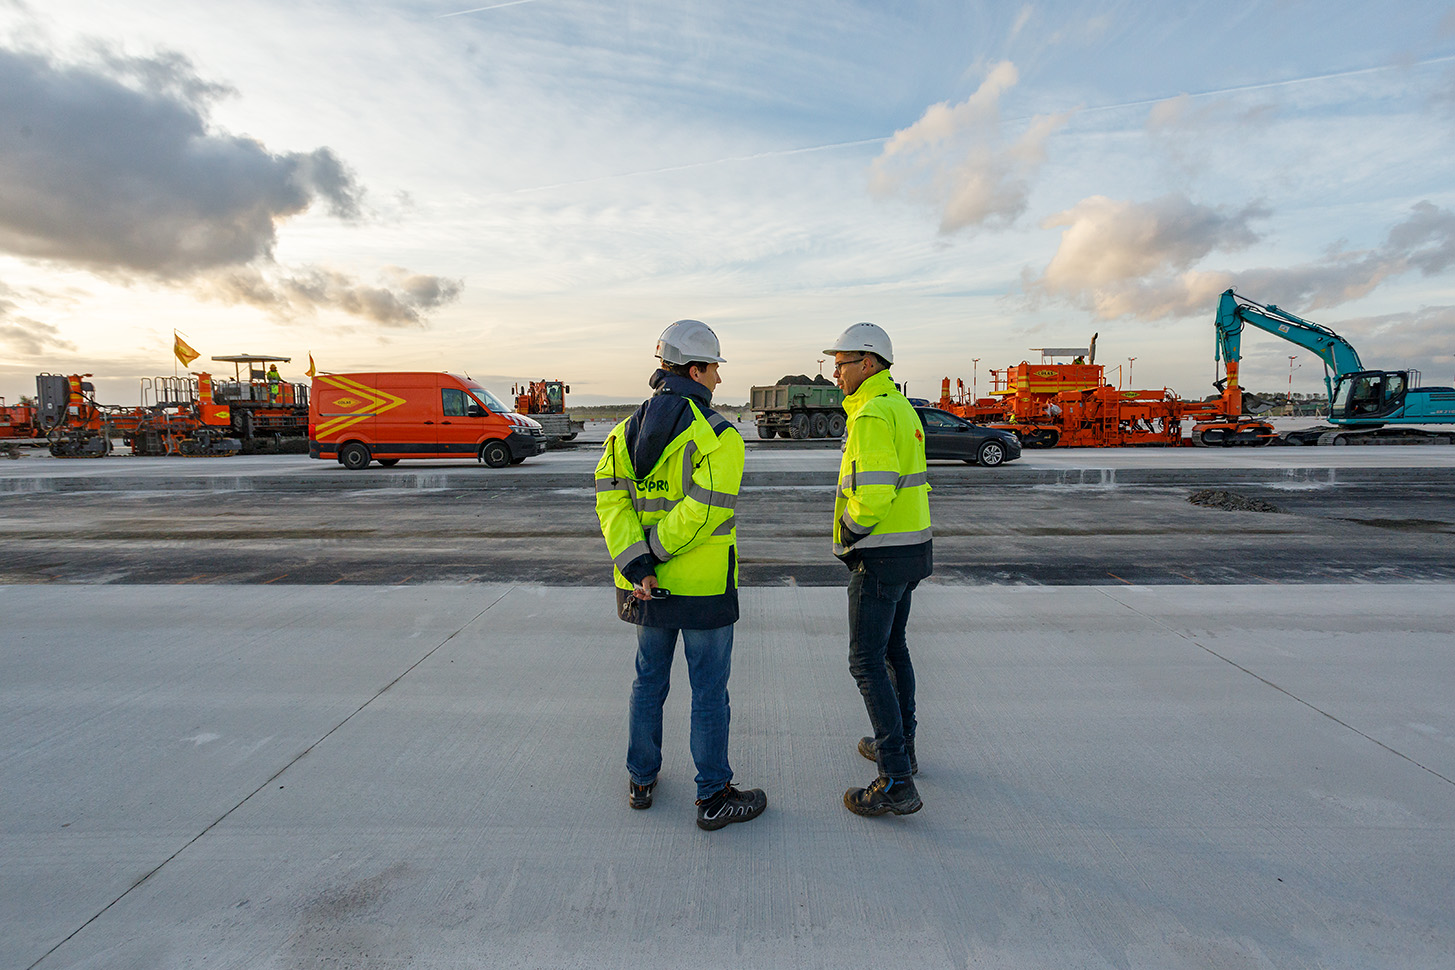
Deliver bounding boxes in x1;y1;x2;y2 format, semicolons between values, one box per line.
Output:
266;364;282;402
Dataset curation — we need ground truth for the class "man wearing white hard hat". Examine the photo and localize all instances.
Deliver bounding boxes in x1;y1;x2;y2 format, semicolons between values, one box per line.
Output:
824;322;933;817
594;320;767;831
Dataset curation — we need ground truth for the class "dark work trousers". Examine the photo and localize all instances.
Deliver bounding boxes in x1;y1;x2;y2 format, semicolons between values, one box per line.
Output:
846;563;918;780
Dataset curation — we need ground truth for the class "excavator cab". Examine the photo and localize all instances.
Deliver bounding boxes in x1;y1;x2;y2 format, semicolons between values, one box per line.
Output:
1332;370;1408;422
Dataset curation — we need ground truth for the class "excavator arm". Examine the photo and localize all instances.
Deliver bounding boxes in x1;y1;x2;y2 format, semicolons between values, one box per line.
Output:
1214;289;1364;406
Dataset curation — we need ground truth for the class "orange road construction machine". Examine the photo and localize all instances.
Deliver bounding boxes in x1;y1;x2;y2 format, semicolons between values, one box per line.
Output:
35;372;241;457
1;396;43;458
512;379;584;443
936;334;1277;448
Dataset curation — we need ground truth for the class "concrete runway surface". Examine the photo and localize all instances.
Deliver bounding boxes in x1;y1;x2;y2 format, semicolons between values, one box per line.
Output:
4;583;1454;969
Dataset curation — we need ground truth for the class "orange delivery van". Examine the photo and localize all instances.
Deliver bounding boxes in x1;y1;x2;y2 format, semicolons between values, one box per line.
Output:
309;372;547;469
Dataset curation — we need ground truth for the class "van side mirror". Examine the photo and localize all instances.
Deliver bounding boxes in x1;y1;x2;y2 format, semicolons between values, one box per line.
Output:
467;404;486;417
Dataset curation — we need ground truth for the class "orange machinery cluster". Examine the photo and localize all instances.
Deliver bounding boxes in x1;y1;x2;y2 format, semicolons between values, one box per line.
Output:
23;370;311;458
936;360;1275;448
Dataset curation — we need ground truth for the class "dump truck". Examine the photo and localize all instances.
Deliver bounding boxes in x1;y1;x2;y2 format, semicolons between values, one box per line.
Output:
749;376;845;439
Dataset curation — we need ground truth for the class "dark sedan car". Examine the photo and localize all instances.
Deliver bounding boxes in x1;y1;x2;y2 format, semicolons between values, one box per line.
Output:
913;406;1021;466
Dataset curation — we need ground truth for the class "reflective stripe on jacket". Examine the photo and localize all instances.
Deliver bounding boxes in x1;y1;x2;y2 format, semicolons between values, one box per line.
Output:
595;399;743;626
833;369;932;559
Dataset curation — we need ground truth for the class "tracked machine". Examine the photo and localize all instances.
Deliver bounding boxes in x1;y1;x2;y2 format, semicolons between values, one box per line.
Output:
512;379;584;444
207;354;311;452
34;372;241;457
1205;290;1455;445
936;338;1203;448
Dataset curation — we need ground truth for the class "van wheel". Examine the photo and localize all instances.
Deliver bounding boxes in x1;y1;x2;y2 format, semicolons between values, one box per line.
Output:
480;440;511;468
339;442;371;470
377;458;400;467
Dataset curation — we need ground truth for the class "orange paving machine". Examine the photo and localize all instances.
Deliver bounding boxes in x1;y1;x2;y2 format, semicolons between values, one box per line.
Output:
936;335;1276;448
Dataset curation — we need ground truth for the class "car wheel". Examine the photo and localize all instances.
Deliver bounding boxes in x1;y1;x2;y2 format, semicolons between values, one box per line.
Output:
788;413;809;440
377;458;400;467
810;412;830;438
480;440;512;467
339;442;370;470
977;441;1006;467
827;412;846;437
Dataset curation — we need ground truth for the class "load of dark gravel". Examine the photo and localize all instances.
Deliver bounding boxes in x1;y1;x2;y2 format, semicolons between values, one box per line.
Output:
776;374;835;386
1187;489;1285;513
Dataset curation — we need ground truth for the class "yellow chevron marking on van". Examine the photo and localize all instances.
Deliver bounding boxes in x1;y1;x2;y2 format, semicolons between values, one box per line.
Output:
315;375;407;437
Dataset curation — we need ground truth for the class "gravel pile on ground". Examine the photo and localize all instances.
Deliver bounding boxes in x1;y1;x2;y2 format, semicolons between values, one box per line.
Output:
1188;489;1285;513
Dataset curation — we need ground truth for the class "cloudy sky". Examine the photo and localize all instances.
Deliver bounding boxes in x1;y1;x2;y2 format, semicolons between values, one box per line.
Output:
2;0;1453;407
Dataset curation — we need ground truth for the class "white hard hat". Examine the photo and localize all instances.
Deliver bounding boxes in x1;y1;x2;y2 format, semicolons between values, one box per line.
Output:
656;319;726;365
823;322;893;364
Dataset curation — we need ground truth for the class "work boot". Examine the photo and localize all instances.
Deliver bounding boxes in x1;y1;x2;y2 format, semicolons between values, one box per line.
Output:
695;784;767;831
628;779;656;810
857;736;918;775
844;775;922;817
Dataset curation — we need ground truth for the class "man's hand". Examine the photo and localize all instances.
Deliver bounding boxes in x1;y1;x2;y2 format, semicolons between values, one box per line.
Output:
633;574;659;601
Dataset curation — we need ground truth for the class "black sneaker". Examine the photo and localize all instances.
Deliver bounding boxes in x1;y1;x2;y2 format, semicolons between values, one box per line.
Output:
857;736;918;775
695;784;767;831
628;779;656;810
844;775;922;817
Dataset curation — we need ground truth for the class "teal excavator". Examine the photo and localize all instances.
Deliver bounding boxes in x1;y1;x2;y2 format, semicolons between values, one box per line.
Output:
1211;289;1455;445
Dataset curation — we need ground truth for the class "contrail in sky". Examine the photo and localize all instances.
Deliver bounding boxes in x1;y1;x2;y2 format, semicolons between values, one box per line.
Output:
437;0;540;18
505;138;884;195
495;54;1455;196
1081;53;1455;116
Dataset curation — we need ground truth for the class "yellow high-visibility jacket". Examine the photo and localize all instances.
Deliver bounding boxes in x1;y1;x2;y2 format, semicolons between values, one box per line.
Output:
834;369;933;581
596;395;743;628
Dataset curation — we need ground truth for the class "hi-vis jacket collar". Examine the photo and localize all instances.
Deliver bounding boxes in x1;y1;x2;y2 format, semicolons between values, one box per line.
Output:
624;399;731;482
843;369;897;419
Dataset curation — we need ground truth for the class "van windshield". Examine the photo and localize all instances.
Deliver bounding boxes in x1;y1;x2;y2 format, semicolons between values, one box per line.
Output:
468;387;511;414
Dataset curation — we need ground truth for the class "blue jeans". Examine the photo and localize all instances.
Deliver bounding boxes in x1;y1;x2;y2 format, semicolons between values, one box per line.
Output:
628;624;734;800
847;565;918;779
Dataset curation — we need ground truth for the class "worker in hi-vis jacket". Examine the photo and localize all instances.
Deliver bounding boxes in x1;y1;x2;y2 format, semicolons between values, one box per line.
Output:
825;322;933;817
594;319;767;832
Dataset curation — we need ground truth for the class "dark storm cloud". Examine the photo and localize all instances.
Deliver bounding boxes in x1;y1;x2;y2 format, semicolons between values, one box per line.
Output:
0;46;363;277
0;43;461;325
206;266;463;329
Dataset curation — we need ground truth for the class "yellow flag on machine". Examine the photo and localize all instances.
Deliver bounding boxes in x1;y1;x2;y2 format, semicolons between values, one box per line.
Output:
306;353;317;378
174;332;200;367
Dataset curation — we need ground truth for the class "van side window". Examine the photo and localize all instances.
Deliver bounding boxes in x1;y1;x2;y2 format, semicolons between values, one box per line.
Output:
442;387;468;417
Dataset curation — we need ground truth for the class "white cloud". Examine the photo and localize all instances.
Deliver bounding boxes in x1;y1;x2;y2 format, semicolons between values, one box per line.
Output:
869;61;1073;233
1028;194;1267;316
1027;198;1455;320
0;280;74;355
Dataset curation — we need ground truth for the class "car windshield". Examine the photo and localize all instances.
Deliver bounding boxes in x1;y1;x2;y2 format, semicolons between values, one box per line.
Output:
468;386;511;413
